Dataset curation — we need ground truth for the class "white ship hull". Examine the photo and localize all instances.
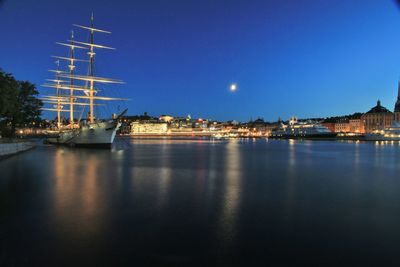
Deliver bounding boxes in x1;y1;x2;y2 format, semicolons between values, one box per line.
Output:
46;121;121;148
364;134;400;141
271;121;337;139
364;122;400;141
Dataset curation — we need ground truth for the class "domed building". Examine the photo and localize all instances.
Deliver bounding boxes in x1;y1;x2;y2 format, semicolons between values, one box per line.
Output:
362;100;394;133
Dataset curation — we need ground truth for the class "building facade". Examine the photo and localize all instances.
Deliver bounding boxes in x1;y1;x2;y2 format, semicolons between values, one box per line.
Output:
362;100;394;133
321;122;335;133
159;115;174;123
130;121;168;134
349;118;365;133
334;119;350;133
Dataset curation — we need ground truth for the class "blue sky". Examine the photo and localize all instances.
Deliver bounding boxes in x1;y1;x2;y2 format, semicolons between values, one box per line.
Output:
1;0;400;121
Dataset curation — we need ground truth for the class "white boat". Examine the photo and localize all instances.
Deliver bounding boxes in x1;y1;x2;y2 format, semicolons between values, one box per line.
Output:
271;117;337;139
41;14;128;148
364;122;400;141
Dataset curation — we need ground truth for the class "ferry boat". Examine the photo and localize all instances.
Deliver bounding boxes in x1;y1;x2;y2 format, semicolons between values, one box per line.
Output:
364;122;400;141
271;117;337;139
41;14;128;148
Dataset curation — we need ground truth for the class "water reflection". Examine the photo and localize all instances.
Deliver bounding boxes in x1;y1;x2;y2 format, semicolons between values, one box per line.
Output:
218;139;241;247
284;139;297;221
3;138;400;265
53;148;106;236
157;141;172;210
288;139;296;167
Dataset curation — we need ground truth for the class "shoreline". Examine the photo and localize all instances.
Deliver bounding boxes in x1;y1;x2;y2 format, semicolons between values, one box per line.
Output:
0;140;36;159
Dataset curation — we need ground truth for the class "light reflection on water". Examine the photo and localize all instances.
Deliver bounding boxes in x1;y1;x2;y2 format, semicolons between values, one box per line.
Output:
53;148;106;237
218;139;241;249
1;138;400;265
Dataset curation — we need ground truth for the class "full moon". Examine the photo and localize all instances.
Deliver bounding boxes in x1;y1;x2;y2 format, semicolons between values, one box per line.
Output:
230;83;237;92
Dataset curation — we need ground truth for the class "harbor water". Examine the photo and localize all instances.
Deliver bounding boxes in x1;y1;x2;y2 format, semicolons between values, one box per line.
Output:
1;138;400;266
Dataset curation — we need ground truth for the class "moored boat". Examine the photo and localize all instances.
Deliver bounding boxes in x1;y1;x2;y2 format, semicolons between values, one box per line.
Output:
364;122;400;141
271;117;337;139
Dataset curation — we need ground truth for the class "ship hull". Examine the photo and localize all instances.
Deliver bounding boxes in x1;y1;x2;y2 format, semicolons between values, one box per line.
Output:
46;121;121;148
364;134;400;141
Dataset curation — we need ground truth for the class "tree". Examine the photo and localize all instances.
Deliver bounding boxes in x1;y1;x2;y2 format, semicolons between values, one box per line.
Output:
17;81;43;124
0;69;43;137
0;70;18;136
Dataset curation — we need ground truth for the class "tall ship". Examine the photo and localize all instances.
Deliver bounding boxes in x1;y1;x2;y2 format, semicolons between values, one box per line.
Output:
41;15;127;148
271;117;337;139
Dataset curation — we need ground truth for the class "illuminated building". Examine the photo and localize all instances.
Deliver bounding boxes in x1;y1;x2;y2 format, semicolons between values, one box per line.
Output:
159;115;174;123
130;121;168;135
349;118;365;133
334;119;350;133
321;122;335;132
362;100;394;133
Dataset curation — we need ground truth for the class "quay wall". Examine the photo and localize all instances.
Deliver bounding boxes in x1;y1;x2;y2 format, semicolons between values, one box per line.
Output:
127;132;215;137
0;141;35;159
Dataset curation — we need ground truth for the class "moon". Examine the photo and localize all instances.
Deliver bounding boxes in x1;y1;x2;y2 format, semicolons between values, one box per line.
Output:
230;83;237;92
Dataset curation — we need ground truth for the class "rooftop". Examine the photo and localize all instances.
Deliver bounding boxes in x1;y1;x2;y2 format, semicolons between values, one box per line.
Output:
365;100;392;114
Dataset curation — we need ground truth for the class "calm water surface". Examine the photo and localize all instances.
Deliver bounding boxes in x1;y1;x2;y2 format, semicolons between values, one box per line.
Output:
1;138;400;266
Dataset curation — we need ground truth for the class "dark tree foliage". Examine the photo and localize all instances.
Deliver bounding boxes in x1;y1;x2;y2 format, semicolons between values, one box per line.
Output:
18;81;43;123
0;69;43;137
323;112;364;123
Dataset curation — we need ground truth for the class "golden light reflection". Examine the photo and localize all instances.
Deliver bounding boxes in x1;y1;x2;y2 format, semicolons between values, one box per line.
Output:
82;153;100;221
53;148;105;236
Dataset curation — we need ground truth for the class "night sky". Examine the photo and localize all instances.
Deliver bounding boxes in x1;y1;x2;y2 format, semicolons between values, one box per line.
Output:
1;0;400;121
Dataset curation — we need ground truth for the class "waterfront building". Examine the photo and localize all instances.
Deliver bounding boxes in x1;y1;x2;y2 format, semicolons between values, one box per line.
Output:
322;113;364;133
395;82;400;123
349;117;365;133
321;122;335;132
15;127;47;137
362;100;394;133
194;118;209;129
130;121;168;135
334;119;350;133
170;116;192;129
159;115;174;123
244;118;280;136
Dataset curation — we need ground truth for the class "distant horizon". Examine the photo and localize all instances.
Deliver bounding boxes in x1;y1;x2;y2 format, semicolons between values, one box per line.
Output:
2;0;400;121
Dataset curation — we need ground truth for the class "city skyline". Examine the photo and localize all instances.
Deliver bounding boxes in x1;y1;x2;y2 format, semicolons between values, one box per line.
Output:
2;1;400;121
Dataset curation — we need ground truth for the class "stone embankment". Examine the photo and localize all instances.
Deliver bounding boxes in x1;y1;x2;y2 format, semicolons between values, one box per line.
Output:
0;140;35;159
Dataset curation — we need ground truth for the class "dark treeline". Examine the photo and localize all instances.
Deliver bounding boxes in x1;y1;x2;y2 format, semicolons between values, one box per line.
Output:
0;69;43;137
323;112;364;123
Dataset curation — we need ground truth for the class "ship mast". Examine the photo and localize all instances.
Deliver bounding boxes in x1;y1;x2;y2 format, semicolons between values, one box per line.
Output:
41;14;128;123
49;34;88;128
71;13;127;123
88;13;95;123
40;62;68;128
41;15;127;125
55;60;61;128
69;31;75;128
